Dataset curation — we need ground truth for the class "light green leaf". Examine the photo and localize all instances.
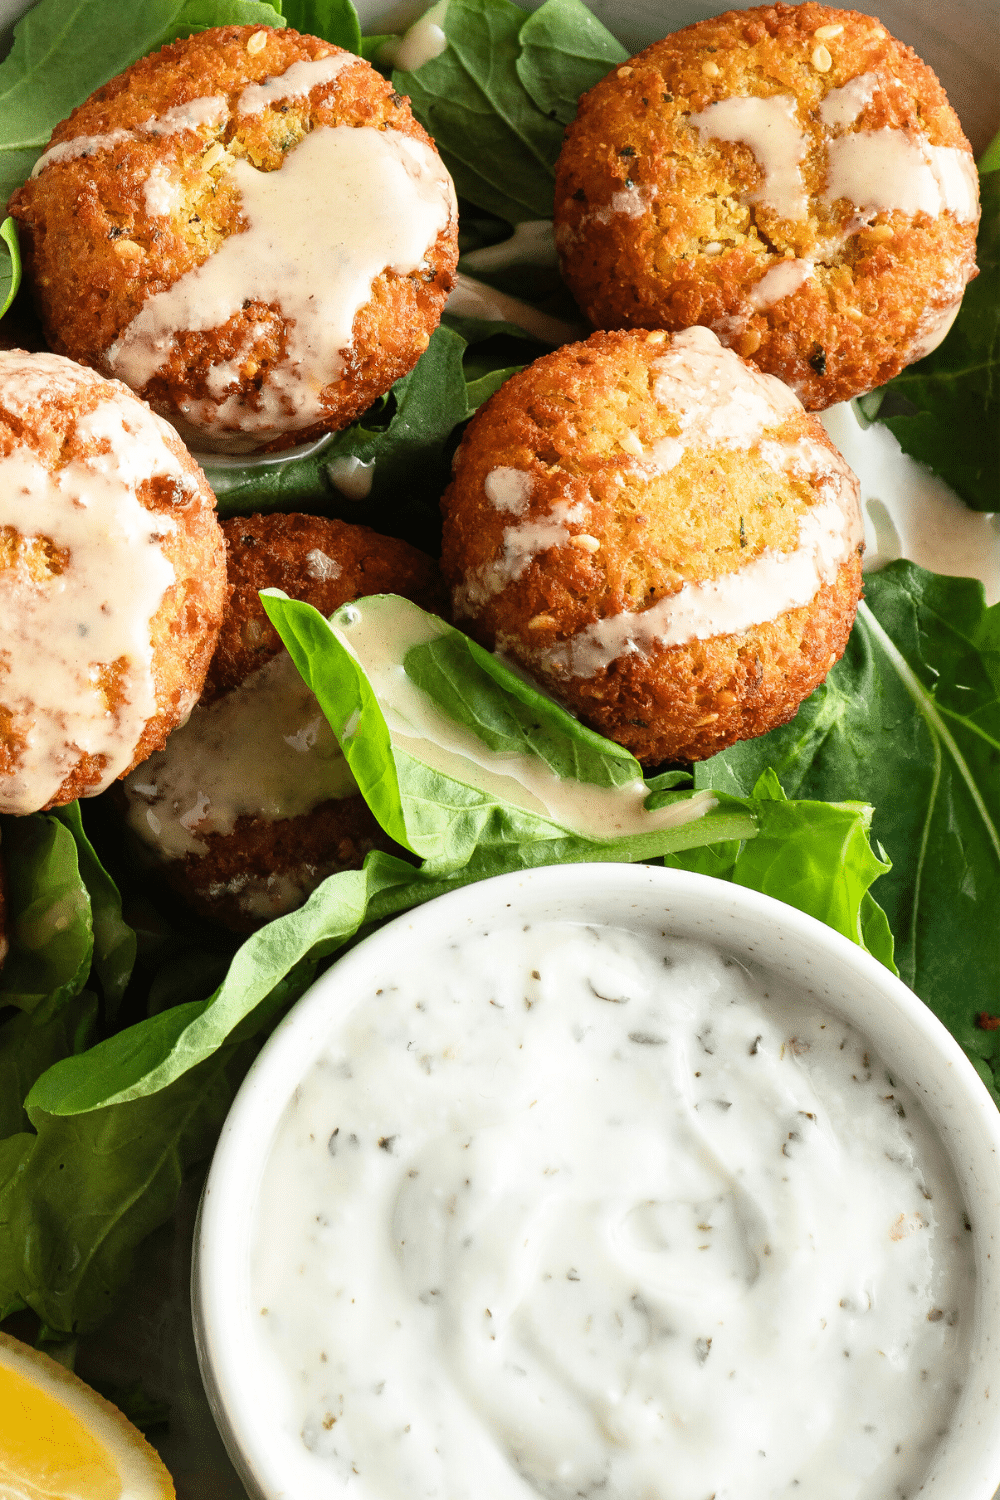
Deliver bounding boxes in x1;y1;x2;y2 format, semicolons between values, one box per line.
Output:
0;218;21;321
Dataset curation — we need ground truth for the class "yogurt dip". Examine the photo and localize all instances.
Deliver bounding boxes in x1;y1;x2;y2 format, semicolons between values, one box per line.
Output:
251;919;975;1500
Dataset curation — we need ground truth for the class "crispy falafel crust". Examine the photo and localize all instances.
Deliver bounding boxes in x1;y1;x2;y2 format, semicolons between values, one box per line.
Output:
206;512;448;699
441;329;862;765
154;513;446;930
0;355;227;807
10;26;459;449
553;3;979;409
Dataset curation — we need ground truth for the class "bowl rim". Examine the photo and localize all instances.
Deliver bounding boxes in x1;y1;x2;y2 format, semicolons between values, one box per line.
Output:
193;860;1000;1500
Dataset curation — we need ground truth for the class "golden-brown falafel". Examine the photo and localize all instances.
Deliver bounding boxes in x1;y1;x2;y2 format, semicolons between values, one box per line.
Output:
553;3;979;408
0;350;227;814
11;26;459;451
207;511;448;698
122;513;445;930
441;326;863;764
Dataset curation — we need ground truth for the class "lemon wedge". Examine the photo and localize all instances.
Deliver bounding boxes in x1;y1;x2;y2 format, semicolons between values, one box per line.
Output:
0;1332;175;1500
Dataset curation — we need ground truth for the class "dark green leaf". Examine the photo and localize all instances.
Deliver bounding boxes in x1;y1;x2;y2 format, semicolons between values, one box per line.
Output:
89;1379;170;1435
0;814;92;1019
0;993;98;1140
52;805;135;1017
10;1049;240;1332
396;0;562;223
204;326;476;549
153;0;284;45
696;562;1000;1093
515;0;625;126
0;218;21;321
876;168;1000;510
0;0;240;199
279;0;362;52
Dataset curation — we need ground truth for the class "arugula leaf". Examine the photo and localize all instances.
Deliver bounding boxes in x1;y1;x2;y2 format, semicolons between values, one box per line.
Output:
0;993;98;1140
0;218;21;321
729;769;895;969
153;0;285;46
515;0;625;126
52;805;135;1018
0;814;92;1020
696;562;1000;1092
0;1133;33;1319
279;0;362;52
8;1046;241;1333
873;166;999;511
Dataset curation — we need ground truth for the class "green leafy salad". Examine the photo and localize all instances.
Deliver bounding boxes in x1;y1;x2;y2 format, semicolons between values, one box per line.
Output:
0;0;997;1367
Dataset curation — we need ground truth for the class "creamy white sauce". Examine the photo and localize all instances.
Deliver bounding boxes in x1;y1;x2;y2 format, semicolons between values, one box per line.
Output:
455;499;588;611
31;95;228;176
446;274;586;346
143;163;180;217
483;466;534;515
326;593;716;841
907;298;963;362
104;126;456;446
531;487;860;680
252;921;975;1500
460;220;558;272
688;94;809;221
649;326;802;445
0;355;196;815
820;402;1000;603
750;256;813;309
380;0;450;72
237;55;354;116
123;650;357;860
326;454;376;500
819;72;879;129
584;181;652;226
823;130;979;221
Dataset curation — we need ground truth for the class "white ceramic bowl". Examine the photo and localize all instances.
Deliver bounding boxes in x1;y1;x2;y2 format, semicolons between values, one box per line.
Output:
193;862;1000;1500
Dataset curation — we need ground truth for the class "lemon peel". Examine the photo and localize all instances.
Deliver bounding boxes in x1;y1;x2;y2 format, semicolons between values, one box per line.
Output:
0;1332;175;1500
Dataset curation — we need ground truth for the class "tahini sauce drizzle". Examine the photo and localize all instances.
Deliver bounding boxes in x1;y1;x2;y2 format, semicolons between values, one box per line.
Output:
104;121;456;444
823;128;979;221
0;354;190;814
252;922;975;1500
30;95;229;176
123;650;357;860
688;94;809;220
328;593;716;840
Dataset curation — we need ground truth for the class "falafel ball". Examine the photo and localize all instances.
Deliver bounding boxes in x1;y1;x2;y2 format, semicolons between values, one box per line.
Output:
553;3;979;409
121;513;446;930
10;26;459;452
440;326;863;765
0;350;227;814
